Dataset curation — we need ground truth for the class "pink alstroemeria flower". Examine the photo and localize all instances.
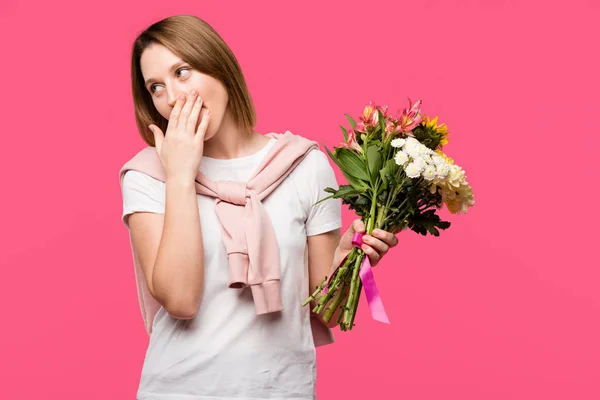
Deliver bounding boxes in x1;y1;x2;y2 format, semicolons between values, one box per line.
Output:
361;101;392;129
361;101;383;128
379;104;390;119
355;121;367;133
340;129;362;153
397;98;423;133
385;120;396;136
361;101;376;124
372;108;380;126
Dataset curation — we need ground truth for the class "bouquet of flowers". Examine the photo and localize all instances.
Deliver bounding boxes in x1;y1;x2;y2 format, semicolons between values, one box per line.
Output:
303;98;475;331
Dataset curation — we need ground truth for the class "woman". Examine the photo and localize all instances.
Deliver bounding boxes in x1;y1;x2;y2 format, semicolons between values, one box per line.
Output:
119;14;398;400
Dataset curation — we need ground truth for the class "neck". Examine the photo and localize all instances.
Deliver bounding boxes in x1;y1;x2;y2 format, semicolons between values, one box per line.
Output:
203;109;266;160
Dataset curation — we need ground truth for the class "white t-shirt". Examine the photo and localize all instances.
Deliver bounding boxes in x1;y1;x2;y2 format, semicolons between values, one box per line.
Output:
121;135;342;400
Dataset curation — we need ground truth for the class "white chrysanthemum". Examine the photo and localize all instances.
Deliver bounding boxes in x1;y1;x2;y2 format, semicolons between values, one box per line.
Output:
405;136;420;146
402;137;419;157
423;165;436;181
419;145;432;157
446;165;465;188
420;153;433;165
405;136;433;159
391;138;406;148
429;158;474;214
435;164;450;178
394;151;409;166
404;144;421;159
414;156;428;170
405;162;422;178
431;154;445;167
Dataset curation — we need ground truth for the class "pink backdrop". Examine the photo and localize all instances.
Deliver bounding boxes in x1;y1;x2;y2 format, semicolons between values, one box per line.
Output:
1;0;598;399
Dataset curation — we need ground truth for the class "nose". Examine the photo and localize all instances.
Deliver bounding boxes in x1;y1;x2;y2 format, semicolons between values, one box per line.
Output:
166;86;187;108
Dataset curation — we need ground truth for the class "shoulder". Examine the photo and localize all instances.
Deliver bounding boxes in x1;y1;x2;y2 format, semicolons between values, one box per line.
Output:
121;169;166;201
120;146;157;170
293;147;333;178
119;146;163;185
122;169;164;188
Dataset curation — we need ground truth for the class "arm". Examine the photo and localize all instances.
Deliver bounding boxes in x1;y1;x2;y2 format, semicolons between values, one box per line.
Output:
307;228;344;328
307;221;400;329
128;177;204;319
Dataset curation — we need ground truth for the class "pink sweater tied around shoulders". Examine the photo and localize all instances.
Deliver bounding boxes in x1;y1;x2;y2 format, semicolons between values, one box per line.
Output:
118;130;335;347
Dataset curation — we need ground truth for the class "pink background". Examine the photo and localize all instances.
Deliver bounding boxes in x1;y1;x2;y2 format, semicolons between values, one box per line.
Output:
1;0;598;399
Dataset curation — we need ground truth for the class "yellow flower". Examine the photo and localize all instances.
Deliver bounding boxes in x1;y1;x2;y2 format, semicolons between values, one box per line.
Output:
434;149;454;165
422;115;450;147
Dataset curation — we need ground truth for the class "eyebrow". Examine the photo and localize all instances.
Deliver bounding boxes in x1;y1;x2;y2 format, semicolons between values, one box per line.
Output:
144;60;188;87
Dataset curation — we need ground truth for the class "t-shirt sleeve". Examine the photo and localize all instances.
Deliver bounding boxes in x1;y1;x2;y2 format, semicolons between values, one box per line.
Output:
303;149;343;236
121;170;166;228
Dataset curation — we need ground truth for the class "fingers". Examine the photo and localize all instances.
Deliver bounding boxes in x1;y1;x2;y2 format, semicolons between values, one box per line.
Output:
362;228;399;267
194;107;211;145
350;219;365;234
362;234;389;255
186;91;204;133
346;220;400;267
149;124;163;150
169;94;187;128
372;229;399;247
361;243;381;266
178;91;197;130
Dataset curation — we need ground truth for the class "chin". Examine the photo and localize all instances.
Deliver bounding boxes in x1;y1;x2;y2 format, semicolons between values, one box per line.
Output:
203;126;217;141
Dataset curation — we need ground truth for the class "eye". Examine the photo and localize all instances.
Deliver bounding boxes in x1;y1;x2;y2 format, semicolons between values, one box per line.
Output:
177;67;191;78
149;67;191;94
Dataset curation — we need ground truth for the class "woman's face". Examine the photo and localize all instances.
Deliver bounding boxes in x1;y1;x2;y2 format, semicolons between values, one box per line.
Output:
140;43;228;140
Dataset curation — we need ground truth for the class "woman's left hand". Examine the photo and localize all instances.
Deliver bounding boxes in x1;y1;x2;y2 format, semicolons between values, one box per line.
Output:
335;219;399;268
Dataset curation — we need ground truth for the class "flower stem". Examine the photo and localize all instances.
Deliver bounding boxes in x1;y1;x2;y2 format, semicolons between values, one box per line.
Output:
323;279;350;323
347;271;363;329
302;276;329;307
309;250;355;315
342;250;365;329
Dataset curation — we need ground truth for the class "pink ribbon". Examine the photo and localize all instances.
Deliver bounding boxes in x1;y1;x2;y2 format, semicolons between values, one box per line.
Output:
323;232;390;324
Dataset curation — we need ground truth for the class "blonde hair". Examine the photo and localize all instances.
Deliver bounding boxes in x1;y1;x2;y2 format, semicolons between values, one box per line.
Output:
130;15;257;146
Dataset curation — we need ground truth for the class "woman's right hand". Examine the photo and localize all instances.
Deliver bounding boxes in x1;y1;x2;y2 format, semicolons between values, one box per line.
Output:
149;90;211;183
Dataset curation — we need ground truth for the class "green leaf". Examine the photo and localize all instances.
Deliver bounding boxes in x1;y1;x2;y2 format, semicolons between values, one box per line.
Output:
340;125;348;143
324;145;343;170
356;196;370;206
378;109;386;135
326;146;370;192
312;194;335;207
333;185;363;198
345;114;357;130
386;158;399;176
438;221;451;229
379;167;389;189
407;210;452;237
367;145;382;184
346;175;371;192
336;148;370;182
